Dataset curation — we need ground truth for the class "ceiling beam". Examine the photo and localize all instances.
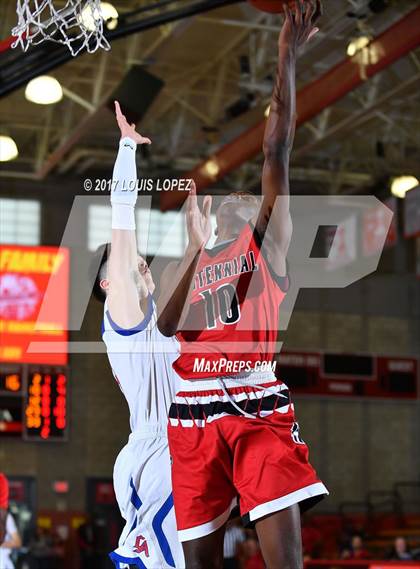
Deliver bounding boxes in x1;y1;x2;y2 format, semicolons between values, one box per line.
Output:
293;72;420;159
160;4;420;210
145;12;266;127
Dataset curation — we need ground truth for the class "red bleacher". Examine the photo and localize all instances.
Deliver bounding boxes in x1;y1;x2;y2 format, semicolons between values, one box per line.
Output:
306;563;420;568
302;511;420;567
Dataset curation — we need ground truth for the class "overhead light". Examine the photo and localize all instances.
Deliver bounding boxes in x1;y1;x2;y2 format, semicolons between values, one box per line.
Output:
0;135;19;162
25;76;63;105
391;176;419;199
100;2;119;30
347;36;370;57
80;2;118;31
203;159;220;179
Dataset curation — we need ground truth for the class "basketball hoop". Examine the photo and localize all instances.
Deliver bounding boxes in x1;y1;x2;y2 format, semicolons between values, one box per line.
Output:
12;0;111;56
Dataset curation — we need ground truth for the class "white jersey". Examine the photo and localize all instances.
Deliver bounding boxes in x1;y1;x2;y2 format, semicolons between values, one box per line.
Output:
0;513;18;569
102;295;180;432
102;295;185;568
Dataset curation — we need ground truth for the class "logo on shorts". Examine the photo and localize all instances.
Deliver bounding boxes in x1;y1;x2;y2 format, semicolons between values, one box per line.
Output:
291;422;305;445
133;534;149;557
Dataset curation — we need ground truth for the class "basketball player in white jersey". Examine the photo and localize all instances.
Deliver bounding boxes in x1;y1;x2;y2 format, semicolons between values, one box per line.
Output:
93;102;211;568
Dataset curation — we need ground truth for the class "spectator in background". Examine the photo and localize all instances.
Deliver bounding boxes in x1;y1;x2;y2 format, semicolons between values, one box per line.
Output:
388;536;413;560
242;535;265;569
0;512;22;569
77;519;96;569
338;520;357;556
0;473;8;543
301;514;323;560
29;527;59;569
223;520;245;569
341;534;371;560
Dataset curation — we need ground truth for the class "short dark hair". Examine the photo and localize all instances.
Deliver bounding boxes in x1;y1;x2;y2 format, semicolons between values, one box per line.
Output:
89;243;110;303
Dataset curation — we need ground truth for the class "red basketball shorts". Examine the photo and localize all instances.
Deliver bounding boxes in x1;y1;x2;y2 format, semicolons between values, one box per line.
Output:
167;376;328;542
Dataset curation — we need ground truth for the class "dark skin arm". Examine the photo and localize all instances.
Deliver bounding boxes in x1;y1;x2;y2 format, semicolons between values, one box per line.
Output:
157;182;212;336
255;0;321;276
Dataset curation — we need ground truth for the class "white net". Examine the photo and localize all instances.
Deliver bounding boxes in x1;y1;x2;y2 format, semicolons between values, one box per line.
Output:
12;0;111;56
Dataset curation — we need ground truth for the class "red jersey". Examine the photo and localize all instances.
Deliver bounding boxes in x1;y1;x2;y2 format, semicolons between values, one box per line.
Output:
0;473;8;509
174;223;288;380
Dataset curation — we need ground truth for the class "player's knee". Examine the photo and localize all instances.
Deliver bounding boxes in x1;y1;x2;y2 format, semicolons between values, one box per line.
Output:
183;532;224;569
263;540;302;569
184;549;223;569
266;549;302;569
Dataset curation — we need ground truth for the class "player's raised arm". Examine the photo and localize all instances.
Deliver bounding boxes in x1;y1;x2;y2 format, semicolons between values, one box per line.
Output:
256;0;321;275
106;101;152;328
157;181;212;336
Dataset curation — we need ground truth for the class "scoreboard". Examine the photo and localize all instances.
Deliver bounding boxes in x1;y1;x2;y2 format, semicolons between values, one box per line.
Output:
0;245;69;365
275;351;419;399
0;244;70;441
26;369;68;439
0;365;69;441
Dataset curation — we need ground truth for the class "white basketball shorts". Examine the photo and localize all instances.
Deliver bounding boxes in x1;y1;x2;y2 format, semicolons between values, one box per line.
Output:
110;429;185;569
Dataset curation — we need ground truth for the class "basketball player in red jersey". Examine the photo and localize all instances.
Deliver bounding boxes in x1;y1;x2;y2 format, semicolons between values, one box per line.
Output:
0;473;9;542
158;2;327;568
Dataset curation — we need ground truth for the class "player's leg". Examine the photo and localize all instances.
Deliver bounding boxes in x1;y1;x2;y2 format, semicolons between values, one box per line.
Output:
182;523;226;569
228;384;327;568
168;390;238;569
255;504;302;569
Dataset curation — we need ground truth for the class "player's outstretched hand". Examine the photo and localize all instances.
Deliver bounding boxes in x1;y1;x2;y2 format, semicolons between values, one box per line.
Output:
186;180;212;251
114;100;152;145
279;0;322;51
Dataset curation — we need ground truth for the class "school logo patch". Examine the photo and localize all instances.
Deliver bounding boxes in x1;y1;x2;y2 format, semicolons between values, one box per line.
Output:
133;534;149;557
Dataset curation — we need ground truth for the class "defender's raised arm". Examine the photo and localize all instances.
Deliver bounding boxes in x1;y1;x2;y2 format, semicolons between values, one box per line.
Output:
105;101;152;328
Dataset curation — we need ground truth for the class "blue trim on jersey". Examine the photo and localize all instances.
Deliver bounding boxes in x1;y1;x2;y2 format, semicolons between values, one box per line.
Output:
130;477;142;511
105;294;154;336
152;494;176;568
109;551;148;569
101;319;105;337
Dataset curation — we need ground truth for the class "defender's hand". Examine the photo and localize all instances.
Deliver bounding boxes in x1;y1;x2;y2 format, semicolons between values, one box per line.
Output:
115;100;152;146
279;0;322;51
186;181;212;251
